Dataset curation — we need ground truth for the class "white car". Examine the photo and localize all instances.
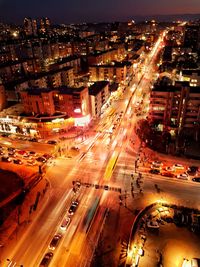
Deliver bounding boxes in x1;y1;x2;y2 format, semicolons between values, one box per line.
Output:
152;161;163;167
177;173;188;180
151;161;163;169
60;217;70;231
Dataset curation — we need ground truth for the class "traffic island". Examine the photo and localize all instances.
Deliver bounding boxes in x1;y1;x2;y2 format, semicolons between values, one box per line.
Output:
126;202;200;267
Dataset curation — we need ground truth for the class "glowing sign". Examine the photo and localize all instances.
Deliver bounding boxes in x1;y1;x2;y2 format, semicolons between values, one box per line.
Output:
74;108;81;113
74;115;91;126
52;118;64;123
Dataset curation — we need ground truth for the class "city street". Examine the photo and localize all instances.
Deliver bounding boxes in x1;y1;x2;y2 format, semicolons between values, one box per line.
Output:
2;30;199;267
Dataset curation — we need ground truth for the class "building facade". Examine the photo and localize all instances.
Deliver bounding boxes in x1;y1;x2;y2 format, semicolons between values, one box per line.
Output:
89;81;110;117
149;82;200;134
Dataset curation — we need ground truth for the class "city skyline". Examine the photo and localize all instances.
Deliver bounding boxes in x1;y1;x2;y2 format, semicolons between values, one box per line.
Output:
0;0;200;24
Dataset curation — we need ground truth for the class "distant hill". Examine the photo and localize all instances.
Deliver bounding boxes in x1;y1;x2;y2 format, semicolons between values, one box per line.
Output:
133;13;200;22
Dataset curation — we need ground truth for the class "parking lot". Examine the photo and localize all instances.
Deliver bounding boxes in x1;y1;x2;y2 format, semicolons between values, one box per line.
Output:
0;145;53;168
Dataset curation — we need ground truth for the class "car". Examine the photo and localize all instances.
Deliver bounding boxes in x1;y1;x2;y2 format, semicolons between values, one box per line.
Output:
29;151;36;155
177;173;188;180
165;166;175;172
47;140;57;145
71;146;79;151
192;177;200;183
17;150;26;155
8;152;16;157
0;151;4;155
49;234;62;250
104;185;109;190
1;134;9;137
187;166;199;175
7;147;15;152
68;201;79;215
1;156;11;162
29;137;38;142
60;217;71;230
43;153;52;159
39;252;53;267
173;164;184;170
149;169;160;174
13;159;23;165
36;157;46;163
151;164;162;170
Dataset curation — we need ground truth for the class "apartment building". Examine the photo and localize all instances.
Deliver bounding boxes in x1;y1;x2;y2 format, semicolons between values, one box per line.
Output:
20;85;90;118
88;49;118;65
180;69;200;87
149;81;200;133
89;62;127;84
89;81;110;117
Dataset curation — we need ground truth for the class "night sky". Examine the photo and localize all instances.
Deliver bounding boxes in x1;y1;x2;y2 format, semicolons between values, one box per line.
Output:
0;0;200;24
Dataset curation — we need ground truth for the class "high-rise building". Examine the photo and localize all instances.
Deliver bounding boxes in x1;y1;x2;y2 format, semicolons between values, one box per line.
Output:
184;24;200;51
24;17;37;36
40;17;51;33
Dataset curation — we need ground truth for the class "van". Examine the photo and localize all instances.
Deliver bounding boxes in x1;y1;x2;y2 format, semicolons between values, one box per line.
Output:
191;258;199;267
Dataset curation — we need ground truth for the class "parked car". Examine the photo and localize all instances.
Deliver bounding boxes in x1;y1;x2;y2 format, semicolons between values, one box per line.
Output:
149;169;160;174
17;150;26;155
151;164;162;170
192;177;200;183
173;164;184;170
71;146;79;151
49;234;62;250
39;252;53;267
29;151;36;155
7;147;15;152
36;157;46;163
60;217;71;231
43;153;52;159
13;159;23;165
165;166;175;172
29;137;38;142
1;156;11;162
8;151;16;157
151;161;163;169
187;166;198;176
47;140;57;145
177;173;188;180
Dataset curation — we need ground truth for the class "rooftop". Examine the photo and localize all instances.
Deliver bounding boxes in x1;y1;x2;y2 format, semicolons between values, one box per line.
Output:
89;81;109;96
182;69;200;76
